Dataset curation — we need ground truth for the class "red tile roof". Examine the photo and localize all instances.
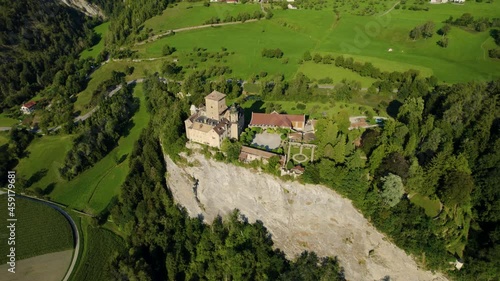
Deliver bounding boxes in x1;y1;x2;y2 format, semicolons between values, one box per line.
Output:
249;112;305;129
22;101;36;108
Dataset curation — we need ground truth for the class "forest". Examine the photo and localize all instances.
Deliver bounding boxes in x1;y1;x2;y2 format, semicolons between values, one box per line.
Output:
0;0;98;112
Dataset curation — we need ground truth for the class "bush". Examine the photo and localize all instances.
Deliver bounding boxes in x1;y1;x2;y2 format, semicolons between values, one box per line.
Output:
296;103;306;110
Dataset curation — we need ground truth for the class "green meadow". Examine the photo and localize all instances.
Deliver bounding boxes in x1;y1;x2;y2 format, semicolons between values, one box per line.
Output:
17;87;149;214
409;193;442;217
143;2;263;33
0;113;19;127
0;131;9;146
80;22;110;59
132;1;500;83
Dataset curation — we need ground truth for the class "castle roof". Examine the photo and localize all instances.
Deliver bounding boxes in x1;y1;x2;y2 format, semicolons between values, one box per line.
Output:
205;90;226;101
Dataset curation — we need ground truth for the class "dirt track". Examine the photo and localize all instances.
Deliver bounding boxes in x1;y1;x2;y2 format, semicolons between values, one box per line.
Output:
0;250;72;281
165;152;448;281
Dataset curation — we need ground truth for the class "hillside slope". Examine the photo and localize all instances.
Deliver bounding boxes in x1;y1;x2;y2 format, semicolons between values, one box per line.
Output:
165;152;448;281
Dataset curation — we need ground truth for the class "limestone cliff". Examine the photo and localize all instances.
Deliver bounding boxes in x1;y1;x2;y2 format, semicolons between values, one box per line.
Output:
165;152;448;281
59;0;104;18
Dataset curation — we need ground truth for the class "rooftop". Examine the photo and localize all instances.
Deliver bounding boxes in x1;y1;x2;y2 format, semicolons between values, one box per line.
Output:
205;90;226;101
22;101;36;108
250;112;305;128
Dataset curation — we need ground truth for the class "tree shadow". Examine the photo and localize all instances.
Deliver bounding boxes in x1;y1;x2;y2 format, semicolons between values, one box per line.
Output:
27;168;48;187
44;182;56;195
386;100;403;118
243;100;265;126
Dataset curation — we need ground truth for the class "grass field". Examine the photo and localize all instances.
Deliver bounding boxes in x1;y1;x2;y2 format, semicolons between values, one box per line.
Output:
80;22;110;59
0;196;74;263
15;134;74;191
132;1;500;84
0;113;19;127
17;87;150;214
143;2;263;33
71;225;125;281
0;132;9;146
409;193;441;217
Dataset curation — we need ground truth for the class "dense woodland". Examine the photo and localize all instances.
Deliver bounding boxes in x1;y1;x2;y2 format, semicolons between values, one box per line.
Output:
0;0;97;112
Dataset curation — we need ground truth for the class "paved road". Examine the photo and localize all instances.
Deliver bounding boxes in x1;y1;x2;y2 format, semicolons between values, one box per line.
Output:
14;194;80;281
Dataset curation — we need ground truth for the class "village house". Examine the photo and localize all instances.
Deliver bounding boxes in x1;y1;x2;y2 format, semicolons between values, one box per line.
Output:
239;145;286;165
249;112;306;131
20;101;36;114
185;91;244;148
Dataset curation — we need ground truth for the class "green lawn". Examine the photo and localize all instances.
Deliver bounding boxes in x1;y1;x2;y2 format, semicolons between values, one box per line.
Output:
15;134;75;191
16;87;149;214
409;193;442;217
0;196;74;263
0;113;19;127
132;1;500;83
71;225;125;281
80;22;110;59
0;131;9;146
143;2;263;33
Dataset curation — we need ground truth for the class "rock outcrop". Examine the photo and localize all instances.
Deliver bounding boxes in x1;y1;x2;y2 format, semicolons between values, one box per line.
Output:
59;0;104;18
165;153;448;281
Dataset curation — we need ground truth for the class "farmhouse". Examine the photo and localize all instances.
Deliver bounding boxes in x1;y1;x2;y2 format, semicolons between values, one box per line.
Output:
21;101;36;114
249;112;306;131
185;91;244;148
239;145;286;165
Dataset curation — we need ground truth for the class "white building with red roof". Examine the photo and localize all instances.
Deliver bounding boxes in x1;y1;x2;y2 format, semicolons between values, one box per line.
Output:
21;101;36;114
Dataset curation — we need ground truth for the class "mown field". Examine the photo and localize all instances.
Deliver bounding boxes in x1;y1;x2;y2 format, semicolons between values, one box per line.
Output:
16;87;149;214
0;196;74;263
143;1;263;33
131;1;500;84
80;22;110;59
71;224;125;281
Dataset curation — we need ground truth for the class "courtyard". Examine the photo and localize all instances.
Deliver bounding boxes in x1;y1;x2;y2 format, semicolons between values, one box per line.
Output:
251;131;282;150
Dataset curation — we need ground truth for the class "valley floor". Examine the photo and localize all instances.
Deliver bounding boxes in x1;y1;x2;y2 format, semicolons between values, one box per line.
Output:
165;151;448;281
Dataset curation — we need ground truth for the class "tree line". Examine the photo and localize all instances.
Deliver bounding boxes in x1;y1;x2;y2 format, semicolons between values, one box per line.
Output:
204;11;265;25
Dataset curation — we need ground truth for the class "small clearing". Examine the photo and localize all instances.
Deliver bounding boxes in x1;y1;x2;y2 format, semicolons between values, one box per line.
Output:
165;153;448;281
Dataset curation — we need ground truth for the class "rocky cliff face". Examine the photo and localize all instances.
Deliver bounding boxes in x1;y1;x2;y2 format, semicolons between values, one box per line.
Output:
165;152;448;281
59;0;104;18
